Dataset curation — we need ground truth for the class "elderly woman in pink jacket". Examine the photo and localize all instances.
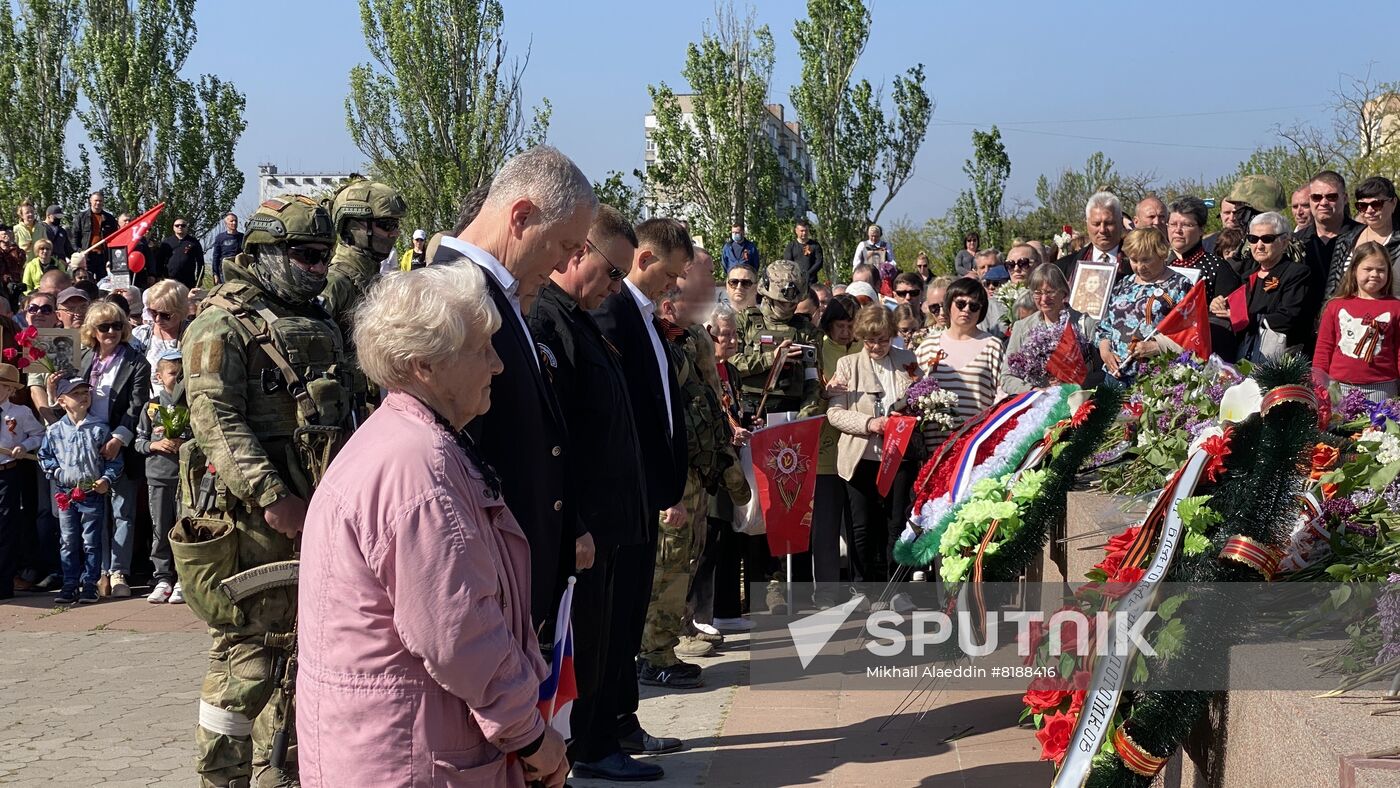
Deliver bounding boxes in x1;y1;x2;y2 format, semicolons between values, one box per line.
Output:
297;263;568;788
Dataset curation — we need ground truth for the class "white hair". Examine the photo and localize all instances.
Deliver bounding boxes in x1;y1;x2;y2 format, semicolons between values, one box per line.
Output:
1085;191;1123;221
1249;211;1292;237
485;144;598;227
706;302;737;331
352;264;502;390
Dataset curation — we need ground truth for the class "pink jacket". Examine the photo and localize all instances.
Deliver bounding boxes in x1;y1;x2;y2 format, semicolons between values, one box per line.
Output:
297;391;547;787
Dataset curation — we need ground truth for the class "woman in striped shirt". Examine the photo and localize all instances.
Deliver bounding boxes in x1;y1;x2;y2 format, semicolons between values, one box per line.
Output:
914;277;1004;445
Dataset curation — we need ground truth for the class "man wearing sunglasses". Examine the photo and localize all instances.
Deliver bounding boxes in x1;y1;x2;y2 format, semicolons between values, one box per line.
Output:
321;177;407;332
1301;170;1361;299
156;216;206;288
175;195;349;788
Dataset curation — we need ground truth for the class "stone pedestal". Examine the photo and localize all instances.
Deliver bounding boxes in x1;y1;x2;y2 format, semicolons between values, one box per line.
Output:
1037;489;1140;585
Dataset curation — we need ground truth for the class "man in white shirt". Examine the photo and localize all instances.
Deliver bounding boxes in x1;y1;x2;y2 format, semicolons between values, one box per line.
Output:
1056;191;1127;284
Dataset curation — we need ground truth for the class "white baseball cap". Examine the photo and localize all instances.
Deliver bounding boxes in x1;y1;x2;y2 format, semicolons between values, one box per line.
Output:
412;229;426;241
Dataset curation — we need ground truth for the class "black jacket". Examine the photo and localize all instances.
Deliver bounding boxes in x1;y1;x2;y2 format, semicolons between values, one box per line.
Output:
44;221;73;262
1325;222;1400;299
157;235;207;287
1055;244;1133;283
592;286;686;519
78;343;152;481
434;242;571;628
529;283;648;548
783;239;825;285
72;209;118;276
1244;256;1314;350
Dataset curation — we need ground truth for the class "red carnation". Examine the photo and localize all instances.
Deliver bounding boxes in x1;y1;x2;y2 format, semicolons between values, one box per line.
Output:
54;492;71;511
1069;400;1095;428
1036;710;1076;765
70;486;86;502
1202;429;1232;482
1023;676;1072;714
1125;401;1144;419
1062;225;1074;234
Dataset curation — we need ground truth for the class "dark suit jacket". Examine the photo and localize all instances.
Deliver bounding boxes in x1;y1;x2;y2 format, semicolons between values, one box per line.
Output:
72;209;119;276
79;343;152;481
1055;244;1132;283
591;287;686;520
528;283;648;548
1244;256;1314;349
433;242;570;628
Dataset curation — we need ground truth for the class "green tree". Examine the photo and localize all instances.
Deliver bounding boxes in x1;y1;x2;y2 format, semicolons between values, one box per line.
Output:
1279;68;1400;185
961;125;1011;250
791;0;932;280
0;0;88;213
887;215;954;277
643;2;786;256
1013;152;1154;243
593;170;647;226
346;0;551;236
75;0;245;237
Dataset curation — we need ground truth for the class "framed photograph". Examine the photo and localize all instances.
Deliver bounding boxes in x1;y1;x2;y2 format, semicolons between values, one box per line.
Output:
1068;262;1116;321
34;328;81;375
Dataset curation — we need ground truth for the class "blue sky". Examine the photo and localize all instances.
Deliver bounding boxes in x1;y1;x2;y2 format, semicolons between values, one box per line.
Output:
180;0;1400;226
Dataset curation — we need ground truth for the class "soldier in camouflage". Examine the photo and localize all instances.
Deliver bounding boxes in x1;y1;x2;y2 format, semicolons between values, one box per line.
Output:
731;260;824;421
638;279;750;687
320;177;407;331
171;196;351;788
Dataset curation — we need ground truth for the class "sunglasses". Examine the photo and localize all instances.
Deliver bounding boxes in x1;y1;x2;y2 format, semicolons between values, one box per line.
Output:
26;304;54;315
953;298;983;313
586;239;625;281
173;223;186;228
895;289;921;298
1309;192;1340;203
1006;259;1036;270
95;321;124;334
1356;198;1392;213
1245;233;1282;244
927;303;943;314
151;310;175;321
372;218;401;232
287;245;330;266
727;278;755;288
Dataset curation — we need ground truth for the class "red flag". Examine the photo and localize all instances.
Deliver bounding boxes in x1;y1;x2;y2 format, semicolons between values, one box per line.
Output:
1227;283;1250;332
876;415;918;496
1046;321;1087;385
1154;279;1211;360
90;202;164;252
749;416;823;556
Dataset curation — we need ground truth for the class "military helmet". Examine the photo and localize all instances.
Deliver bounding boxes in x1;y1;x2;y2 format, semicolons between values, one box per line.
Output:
244;196;333;250
1225;175;1286;213
759;260;807;303
328;177;407;234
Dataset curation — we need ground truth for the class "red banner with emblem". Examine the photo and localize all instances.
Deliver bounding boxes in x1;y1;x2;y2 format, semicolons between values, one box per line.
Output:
875;414;918;496
749;416;823;557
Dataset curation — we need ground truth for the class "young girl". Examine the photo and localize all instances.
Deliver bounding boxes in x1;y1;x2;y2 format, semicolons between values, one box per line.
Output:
1313;241;1400;401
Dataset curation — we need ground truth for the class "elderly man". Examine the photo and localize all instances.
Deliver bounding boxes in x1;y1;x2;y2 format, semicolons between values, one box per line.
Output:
1134;195;1168;233
431;145;596;633
1056;191;1129;282
56;286;88;329
1291;184;1314;232
589;217;693;778
527;205;660;782
972;249;1000;280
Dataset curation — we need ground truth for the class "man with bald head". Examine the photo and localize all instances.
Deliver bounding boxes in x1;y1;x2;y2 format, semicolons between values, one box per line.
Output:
1134;196;1168;234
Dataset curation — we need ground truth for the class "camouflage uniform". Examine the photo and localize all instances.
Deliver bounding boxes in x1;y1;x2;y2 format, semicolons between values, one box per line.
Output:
171;197;350;788
319;177;407;330
731;260;823;420
640;323;749;668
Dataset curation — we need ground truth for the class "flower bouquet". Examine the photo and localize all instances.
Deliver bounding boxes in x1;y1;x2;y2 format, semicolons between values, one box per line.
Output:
54;480;97;511
1004;317;1090;389
995;283;1028;319
903;375;957;432
154;404;191;442
1093;353;1244;497
2;326;56;373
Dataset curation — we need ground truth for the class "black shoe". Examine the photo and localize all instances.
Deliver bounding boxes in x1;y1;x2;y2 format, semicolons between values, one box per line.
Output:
638;662;703;689
55;589;78;605
620;729;683;755
78;588;99;604
572;752;664;782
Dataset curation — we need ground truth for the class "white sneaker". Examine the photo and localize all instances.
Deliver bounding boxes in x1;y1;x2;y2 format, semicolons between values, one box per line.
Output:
712;616;755;632
146;581;173;604
109;572;132;598
694;621;721;637
911;570;927;582
168;583;185;604
890;592;917;613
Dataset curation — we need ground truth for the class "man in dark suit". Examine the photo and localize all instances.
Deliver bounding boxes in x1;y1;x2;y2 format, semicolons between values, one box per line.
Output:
589;217;693;774
72;190;118;279
529;205;664;782
429;145;597;632
1056;191;1130;287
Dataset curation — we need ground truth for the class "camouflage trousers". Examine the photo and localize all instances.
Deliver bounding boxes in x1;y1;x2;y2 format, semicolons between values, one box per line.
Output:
639;470;709;668
171;506;298;788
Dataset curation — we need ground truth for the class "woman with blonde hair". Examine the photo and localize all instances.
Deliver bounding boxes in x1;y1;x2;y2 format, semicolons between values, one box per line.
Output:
131;279;190;389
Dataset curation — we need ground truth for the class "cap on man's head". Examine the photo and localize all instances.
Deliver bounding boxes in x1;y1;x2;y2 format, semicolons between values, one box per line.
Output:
57;286;89;304
46;205;62;218
54;376;90;399
845;281;879;305
1226;175;1286;213
412;229;426;241
983;265;1011;284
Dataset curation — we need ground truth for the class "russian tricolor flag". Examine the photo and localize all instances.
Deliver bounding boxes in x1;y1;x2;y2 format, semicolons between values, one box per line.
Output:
537;575;578;738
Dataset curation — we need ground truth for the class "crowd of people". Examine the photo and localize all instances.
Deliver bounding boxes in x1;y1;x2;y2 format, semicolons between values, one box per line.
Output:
4;149;1400;788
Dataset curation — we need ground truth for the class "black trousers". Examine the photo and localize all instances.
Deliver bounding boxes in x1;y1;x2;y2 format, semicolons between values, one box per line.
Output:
0;465;21;596
568;545;618;763
610;539;657;741
845;459;915;584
